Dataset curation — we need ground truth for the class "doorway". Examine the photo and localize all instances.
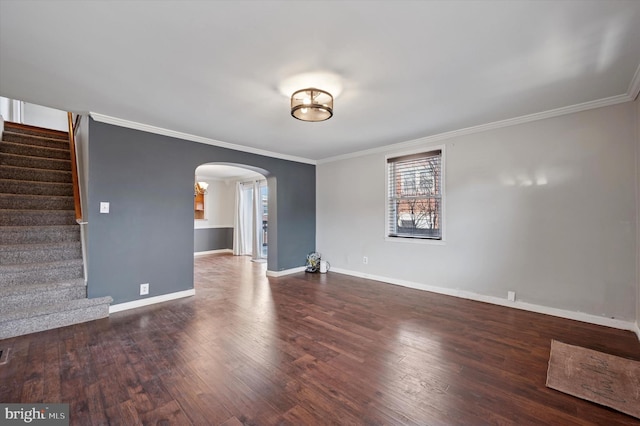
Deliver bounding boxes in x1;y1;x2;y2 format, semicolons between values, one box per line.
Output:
235;179;268;261
193;163;269;263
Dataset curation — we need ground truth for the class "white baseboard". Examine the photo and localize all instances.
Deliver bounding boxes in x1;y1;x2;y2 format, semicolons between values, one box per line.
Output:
331;268;637;332
194;249;232;256
634;322;640;342
109;289;196;313
266;266;306;277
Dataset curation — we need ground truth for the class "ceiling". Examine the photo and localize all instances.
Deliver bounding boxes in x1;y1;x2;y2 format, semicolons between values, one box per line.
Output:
195;164;264;181
1;1;639;162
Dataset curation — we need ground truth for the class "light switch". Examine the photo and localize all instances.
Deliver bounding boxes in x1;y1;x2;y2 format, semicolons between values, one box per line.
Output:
100;202;110;214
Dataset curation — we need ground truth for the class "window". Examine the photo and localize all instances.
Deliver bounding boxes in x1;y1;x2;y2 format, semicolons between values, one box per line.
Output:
387;149;443;240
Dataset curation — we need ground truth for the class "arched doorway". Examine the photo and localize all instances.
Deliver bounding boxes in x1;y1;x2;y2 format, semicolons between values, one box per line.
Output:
193;163;270;262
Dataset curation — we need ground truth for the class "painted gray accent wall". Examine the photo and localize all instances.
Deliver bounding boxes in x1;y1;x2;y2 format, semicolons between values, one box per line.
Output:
87;119;315;304
194;227;233;252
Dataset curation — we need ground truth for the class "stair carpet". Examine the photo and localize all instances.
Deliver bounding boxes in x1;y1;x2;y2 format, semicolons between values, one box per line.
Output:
0;121;112;340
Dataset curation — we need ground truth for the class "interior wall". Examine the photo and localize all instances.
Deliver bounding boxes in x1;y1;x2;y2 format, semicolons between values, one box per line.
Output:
193;179;234;229
317;102;637;321
193;178;235;252
87;118;315;304
21;102;67;131
636;97;640;331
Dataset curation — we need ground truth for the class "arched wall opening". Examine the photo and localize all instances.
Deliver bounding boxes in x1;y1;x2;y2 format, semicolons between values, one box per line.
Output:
85;117;315;306
193;163;272;265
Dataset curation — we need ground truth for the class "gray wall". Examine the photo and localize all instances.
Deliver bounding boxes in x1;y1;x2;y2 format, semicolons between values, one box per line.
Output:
318;102;637;321
194;227;233;252
87;119;315;304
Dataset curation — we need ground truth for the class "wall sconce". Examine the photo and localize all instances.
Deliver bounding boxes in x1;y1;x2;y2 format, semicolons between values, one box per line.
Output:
194;181;209;196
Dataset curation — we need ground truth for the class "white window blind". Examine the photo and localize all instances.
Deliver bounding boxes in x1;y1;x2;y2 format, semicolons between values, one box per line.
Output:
387;149;442;239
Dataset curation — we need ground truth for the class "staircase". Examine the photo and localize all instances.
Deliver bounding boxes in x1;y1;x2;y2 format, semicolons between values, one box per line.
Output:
0;121;112;340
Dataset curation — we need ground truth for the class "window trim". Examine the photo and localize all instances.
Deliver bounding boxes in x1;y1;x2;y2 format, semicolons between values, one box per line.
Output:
384;145;446;244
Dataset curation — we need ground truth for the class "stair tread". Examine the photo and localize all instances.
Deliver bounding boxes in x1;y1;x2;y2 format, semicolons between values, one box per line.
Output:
0;177;72;187
2;131;70;144
0;140;70;153
0;224;79;231
0;278;85;296
0;177;72;184
0;151;71;163
0;208;74;213
0;153;72;173
0;258;83;272
3;122;68;139
0;241;80;252
0;296;112;322
0;192;73;199
0;193;74;200
0;164;71;174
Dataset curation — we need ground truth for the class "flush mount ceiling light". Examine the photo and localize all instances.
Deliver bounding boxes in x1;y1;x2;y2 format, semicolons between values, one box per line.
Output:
291;88;333;122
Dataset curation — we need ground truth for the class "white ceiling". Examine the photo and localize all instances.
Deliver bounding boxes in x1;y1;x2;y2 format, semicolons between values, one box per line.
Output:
1;1;639;162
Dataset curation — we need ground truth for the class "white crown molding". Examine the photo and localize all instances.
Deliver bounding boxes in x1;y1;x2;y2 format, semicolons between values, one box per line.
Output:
90;65;640;167
628;63;640;101
109;289;195;313
318;93;633;164
331;267;637;332
266;266;306;277
89;112;316;165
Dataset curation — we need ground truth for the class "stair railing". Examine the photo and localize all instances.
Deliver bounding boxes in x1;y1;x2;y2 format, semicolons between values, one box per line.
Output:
67;112;82;222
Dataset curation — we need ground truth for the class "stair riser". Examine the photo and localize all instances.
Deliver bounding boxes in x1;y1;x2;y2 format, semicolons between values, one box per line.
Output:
0;245;82;264
0;303;109;340
2;133;70;150
0;180;73;196
2;264;83;286
0;286;86;312
0;166;72;183
0;195;74;210
0;142;70;160
0;211;77;226
0;227;80;244
1;153;71;171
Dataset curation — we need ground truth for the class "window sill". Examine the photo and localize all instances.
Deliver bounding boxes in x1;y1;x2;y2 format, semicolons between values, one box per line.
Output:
384;236;446;245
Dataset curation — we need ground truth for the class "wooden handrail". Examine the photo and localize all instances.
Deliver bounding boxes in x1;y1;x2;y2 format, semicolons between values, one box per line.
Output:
67;112;82;222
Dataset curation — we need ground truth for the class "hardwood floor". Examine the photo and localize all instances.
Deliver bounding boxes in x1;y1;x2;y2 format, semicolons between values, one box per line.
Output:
1;253;639;425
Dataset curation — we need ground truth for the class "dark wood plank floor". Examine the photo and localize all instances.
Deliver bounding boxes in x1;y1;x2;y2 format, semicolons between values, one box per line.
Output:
1;253;639;425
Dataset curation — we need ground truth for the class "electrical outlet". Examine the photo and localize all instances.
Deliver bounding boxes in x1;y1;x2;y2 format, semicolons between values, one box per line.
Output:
140;283;149;296
363;256;368;264
507;291;516;302
100;202;110;214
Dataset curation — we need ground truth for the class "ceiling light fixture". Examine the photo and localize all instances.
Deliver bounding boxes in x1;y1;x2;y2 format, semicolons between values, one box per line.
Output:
291;88;333;122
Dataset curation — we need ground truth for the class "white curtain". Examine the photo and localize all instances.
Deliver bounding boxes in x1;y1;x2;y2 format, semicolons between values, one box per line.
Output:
233;182;242;255
233;182;256;256
251;180;261;260
233;180;267;258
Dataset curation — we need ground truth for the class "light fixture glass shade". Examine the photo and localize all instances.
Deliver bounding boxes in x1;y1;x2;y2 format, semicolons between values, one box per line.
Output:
291;88;333;122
